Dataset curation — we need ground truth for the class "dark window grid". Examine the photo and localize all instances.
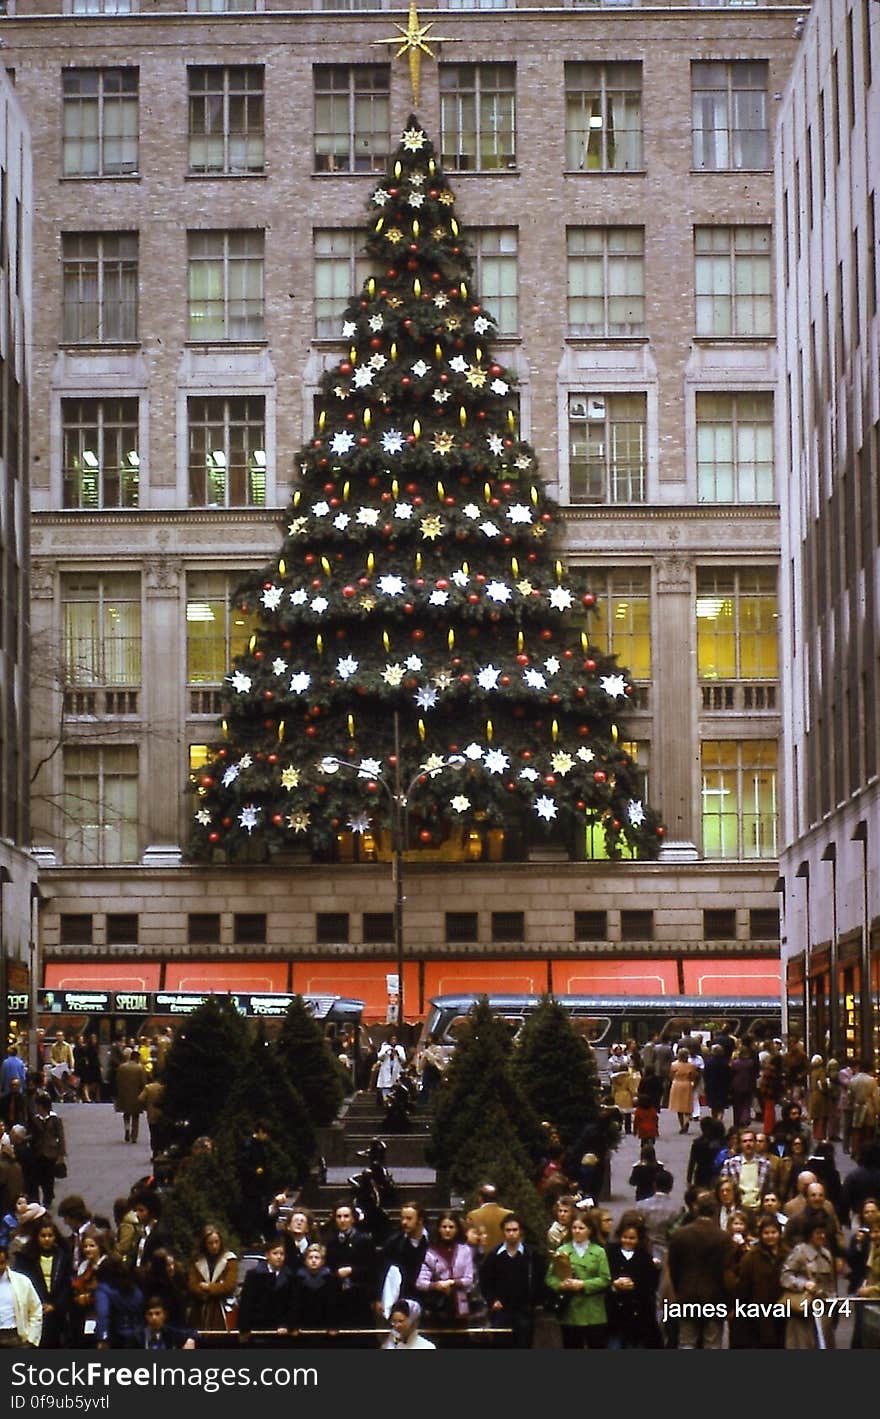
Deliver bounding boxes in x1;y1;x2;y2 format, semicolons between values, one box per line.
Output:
62;68;139;178
62;397;139;510
233;912;267;945
188;912;221;945
316;911;350;943
445;911;479;943
574;909;608;941
105;912;139;945
491;910;525;942
313;65;390;173
439;64;516;172
362;911;394;944
749;907;780;940
59;913;93;946
188;66;264;175
619;909;653;940
564;62;642;173
187;231;264;342
703;908;737;940
188;395;266;508
691;61;769;172
568;394;646;504
62;232;138;343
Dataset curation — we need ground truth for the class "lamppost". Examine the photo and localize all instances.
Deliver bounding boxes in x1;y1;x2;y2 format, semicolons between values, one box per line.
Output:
322;709;465;1034
0;866;12;1062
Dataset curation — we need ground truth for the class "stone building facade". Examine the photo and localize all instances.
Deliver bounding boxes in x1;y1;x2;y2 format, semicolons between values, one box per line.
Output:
777;0;880;1063
1;2;807;1018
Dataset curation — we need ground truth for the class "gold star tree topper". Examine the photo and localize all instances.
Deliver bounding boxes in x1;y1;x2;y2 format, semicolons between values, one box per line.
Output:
372;2;460;106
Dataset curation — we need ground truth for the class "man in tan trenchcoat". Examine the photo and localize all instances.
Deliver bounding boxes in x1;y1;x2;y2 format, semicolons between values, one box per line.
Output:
114;1047;148;1143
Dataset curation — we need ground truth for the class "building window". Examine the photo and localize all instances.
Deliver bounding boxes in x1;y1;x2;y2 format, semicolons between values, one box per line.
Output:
62;68;139;178
703;908;737;940
363;912;394;944
565;62;642;172
692;60;769;171
491;910;524;942
696;392;774;503
471;228;517;336
59;914;93;945
620;740;651;800
701;739;777;858
63;744;139;864
71;0;133;11
582;568;651;679
568;393;646;504
187;396;266;507
192;0;260;9
313;229;369;338
62;572;141;687
316;912;349;943
234;912;266;944
188;912;221;944
574;909;608;941
439;63;515;172
317;0;374;8
187;230;264;341
749;907;779;940
696;568;778;681
62;397;139;509
446;910;478;942
106;912;138;945
313;65;389;173
186;571;259;683
188;66;264;175
694;226;772;337
567;227;644;337
62;232;138;344
620;909;653;940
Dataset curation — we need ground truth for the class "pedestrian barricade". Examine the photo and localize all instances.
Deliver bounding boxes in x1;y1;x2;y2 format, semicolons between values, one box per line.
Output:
195;1326;508;1349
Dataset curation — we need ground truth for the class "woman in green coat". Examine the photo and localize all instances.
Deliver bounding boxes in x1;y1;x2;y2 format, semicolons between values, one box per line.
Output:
545;1210;611;1349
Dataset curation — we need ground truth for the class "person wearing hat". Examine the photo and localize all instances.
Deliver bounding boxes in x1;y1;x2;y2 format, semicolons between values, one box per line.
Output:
0;1241;42;1347
381;1297;436;1349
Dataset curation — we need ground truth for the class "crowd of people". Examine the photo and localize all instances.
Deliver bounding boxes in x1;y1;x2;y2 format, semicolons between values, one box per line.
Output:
1;1023;879;1351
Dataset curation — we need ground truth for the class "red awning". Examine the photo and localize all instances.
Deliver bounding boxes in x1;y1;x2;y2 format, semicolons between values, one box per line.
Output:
292;961;414;1021
44;962;162;991
682;960;781;997
423;961;550;999
553;959;680;997
162;961;290;994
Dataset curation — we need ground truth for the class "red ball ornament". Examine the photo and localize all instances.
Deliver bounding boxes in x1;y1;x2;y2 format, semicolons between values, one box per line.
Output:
460;673;472;684
657;826;666;837
253;650;263;660
564;649;574;659
370;337;383;349
403;603;414;614
305;725;317;737
582;593;596;608
540;629;553;641
576;801;586;811
358;576;370;587
304;553;316;565
471;305;480;315
542;512;552;523
368;474;380;488
345;411;356;423
500;674;511;686
413;496;423;506
593;770;607;783
406;435;416;444
467;593;480;604
544;775;556;786
339;362;352;375
272;814;283;826
413;628;425;640
267;753;278;764
409;243;418;253
200;776;213;788
387;269;398;279
444;495;455;506
419;828;433;844
401;376;411;386
436;579;449;590
585;658;597;672
342;585;356;598
522;750;532;761
221;817;232;828
516;654;529;666
576;687;586;698
208;831;220;843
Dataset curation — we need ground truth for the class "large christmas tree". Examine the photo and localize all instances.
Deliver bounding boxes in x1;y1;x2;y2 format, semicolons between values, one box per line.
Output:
189;117;663;863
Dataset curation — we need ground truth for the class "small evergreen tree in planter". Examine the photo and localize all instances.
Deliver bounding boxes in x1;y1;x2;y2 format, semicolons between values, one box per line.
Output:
511;994;604;1151
162;1145;237;1259
451;1101;549;1249
158;995;250;1145
428;997;545;1176
214;1029;317;1239
274;996;346;1126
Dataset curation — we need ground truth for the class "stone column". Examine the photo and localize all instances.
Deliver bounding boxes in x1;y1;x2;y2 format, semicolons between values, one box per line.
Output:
142;555;184;859
654;553;698;854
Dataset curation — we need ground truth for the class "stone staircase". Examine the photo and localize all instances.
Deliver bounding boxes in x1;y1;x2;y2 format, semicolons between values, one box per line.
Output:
308;1089;448;1214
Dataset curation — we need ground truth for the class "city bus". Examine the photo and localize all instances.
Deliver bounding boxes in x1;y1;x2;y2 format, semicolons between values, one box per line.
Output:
419;993;783;1082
